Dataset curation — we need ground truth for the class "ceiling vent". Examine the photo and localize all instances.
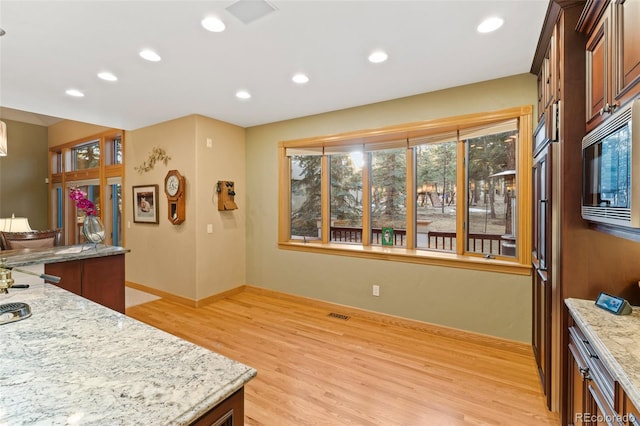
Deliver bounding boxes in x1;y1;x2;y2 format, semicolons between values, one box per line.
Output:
226;0;277;25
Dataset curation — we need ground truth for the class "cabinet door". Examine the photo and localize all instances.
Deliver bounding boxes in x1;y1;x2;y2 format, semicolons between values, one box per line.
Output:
586;380;616;426
532;147;551;269
568;340;589;426
45;260;82;296
82;254;125;313
532;268;551;408
613;0;640;106
586;4;612;131
623;391;640;426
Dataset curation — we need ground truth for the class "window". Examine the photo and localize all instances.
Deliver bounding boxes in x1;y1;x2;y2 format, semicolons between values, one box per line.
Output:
290;154;321;240
279;106;532;274
369;146;406;247
330;149;363;243
48;130;125;246
72;140;100;170
414;132;458;252
105;134;123;166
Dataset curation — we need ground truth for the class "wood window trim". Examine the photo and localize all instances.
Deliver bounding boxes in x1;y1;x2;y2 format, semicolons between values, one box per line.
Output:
48;129;125;244
279;106;533;276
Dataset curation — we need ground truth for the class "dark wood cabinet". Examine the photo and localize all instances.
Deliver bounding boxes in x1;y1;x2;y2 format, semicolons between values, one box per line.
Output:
613;0;640;112
621;390;640;426
532;1;640;421
585;2;612;131
190;388;244;426
45;254;125;313
584;0;640;132
532;121;552;410
567;316;618;426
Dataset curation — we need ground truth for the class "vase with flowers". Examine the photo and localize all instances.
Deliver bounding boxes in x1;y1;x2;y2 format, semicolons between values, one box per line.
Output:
69;187;105;245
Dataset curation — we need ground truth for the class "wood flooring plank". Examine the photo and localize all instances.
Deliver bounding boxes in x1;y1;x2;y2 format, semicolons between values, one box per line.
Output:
126;287;559;425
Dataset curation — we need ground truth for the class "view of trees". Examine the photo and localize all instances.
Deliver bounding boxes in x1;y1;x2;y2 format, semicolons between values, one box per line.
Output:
290;155;321;237
289;122;518;255
370;148;406;229
330;154;362;226
73;141;100;169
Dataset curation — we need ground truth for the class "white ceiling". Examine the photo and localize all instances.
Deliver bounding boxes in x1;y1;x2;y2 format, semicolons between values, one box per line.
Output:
0;0;548;130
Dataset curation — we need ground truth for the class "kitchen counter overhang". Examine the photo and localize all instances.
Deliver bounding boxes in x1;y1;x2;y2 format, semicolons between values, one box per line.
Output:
0;283;256;424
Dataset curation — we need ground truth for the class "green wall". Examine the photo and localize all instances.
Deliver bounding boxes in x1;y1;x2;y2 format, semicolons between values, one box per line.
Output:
245;73;538;342
0;119;49;230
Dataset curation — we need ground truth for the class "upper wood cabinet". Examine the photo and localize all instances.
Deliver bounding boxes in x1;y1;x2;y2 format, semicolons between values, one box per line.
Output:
585;3;612;131
582;0;640;132
537;26;558;123
614;0;640;106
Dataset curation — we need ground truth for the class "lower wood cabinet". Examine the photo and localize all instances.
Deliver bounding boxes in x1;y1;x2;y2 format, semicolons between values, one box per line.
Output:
567;311;640;426
190;387;244;426
44;254;125;313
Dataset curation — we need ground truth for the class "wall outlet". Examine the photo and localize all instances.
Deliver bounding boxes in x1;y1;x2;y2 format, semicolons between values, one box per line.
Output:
372;284;380;297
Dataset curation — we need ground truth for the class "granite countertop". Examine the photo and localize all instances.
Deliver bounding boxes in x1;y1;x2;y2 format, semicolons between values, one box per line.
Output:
0;244;130;268
566;298;640;408
0;283;256;425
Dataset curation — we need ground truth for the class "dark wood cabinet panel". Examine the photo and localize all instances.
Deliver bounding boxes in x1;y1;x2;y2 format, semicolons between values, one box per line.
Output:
585;0;640;132
623;390;640;426
44;254;125;313
533;269;552;408
614;0;640;106
82;255;125;314
44;260;82;295
567;320;618;426
190;388;244;426
586;5;611;131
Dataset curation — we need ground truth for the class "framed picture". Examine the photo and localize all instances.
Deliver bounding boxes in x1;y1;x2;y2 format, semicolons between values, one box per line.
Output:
132;184;159;224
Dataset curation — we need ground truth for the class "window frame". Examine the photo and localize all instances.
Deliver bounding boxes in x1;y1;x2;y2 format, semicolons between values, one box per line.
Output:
278;106;532;275
49;129;125;246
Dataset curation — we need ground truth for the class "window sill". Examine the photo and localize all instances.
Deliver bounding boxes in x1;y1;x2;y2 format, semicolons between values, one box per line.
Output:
278;241;531;276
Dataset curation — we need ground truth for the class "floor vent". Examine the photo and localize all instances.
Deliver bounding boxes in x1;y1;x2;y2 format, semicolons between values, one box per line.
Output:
328;312;350;320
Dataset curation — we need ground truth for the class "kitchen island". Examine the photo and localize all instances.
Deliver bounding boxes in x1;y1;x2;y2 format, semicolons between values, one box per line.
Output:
0;283;256;425
1;244;129;313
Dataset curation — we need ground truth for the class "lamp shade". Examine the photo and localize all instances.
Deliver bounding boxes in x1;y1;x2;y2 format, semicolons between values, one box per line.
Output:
0;120;7;156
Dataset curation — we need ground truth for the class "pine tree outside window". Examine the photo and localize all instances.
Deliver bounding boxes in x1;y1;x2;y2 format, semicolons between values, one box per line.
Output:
278;106;532;275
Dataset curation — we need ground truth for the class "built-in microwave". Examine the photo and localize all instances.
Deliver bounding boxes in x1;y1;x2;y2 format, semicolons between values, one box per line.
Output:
582;98;640;228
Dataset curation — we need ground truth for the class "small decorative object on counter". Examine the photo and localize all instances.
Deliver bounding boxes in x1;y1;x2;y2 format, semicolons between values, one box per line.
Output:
82;215;105;245
69;187;105;247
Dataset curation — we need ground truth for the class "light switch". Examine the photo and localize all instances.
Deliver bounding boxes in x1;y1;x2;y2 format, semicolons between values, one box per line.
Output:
207;224;213;233
206;138;213;148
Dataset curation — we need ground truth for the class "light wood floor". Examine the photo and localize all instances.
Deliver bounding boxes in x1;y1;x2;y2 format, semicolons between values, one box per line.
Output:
126;286;560;425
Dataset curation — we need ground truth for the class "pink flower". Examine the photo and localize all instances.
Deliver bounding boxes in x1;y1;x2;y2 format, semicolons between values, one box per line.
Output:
69;187;97;216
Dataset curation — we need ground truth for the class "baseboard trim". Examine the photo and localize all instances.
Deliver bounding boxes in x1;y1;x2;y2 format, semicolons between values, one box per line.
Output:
125;281;246;308
242;285;532;356
125;281;531;355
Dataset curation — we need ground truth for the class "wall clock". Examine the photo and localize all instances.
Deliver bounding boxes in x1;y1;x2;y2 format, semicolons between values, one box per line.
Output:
164;169;185;225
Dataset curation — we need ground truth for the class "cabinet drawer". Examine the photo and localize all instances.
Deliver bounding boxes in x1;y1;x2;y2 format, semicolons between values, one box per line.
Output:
569;325;617;409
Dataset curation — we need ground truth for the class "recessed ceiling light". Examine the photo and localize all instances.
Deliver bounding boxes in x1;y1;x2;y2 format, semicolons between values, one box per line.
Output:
66;89;85;97
292;73;309;84
236;90;251;99
477;17;504;33
139;49;161;62
202;16;226;32
97;72;118;82
368;50;388;64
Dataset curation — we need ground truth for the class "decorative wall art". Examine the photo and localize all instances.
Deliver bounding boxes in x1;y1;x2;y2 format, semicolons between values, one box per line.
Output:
132;185;159;224
134;147;171;174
